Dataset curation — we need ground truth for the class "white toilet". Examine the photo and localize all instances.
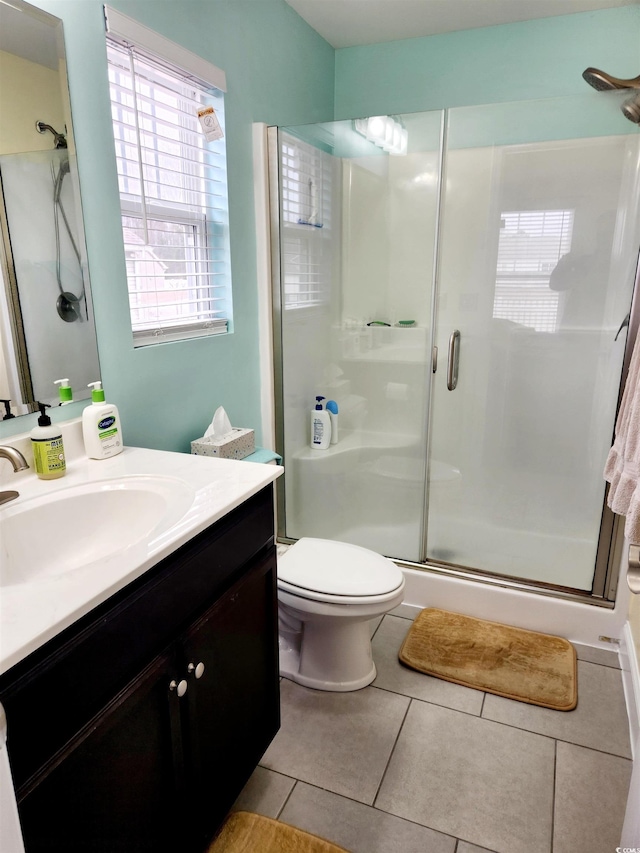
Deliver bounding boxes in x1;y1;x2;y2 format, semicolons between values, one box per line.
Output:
277;538;405;692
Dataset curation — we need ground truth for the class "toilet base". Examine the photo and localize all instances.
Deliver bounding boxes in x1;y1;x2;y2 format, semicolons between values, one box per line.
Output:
278;610;377;692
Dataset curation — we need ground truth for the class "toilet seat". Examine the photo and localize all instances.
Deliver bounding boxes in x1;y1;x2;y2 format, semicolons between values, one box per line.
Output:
278;578;404;606
277;537;404;600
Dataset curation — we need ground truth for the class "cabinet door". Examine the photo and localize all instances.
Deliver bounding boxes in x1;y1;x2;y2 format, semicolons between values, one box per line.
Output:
17;652;185;853
181;550;280;843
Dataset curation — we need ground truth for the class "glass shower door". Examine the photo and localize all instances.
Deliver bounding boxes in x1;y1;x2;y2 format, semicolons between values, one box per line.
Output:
426;93;640;589
276;112;443;561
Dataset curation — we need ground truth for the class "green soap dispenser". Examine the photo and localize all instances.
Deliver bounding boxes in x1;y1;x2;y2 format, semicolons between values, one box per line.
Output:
54;378;73;405
30;403;66;479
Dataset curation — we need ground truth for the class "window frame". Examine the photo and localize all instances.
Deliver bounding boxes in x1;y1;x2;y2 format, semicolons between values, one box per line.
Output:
105;6;231;346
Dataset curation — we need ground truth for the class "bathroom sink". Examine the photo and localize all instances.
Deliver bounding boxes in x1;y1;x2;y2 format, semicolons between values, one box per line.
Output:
0;476;195;588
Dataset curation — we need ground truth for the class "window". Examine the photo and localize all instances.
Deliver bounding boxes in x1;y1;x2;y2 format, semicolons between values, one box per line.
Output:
279;133;332;310
105;12;232;345
493;209;574;333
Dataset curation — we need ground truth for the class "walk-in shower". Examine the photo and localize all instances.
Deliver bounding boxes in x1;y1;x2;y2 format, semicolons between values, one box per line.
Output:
270;89;640;602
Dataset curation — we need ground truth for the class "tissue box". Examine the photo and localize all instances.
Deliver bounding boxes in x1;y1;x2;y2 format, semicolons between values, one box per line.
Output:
191;428;255;460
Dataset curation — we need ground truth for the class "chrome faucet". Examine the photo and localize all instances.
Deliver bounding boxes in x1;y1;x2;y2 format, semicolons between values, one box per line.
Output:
0;445;29;506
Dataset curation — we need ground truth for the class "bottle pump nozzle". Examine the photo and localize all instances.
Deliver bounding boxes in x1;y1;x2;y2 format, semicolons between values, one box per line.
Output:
0;399;15;420
315;395;325;410
36;402;52;427
88;381;105;404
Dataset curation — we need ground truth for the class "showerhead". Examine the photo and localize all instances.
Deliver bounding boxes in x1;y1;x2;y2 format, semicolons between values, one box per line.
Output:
35;121;67;149
582;67;640;92
53;158;71;203
621;92;640;124
582;67;640;124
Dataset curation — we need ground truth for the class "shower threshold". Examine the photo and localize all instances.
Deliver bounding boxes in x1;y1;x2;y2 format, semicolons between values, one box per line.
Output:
395;558;615;609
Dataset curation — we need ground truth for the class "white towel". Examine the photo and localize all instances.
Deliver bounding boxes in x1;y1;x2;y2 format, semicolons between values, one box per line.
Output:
604;333;640;544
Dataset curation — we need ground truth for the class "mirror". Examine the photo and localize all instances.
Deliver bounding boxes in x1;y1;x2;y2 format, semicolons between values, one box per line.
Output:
0;0;100;422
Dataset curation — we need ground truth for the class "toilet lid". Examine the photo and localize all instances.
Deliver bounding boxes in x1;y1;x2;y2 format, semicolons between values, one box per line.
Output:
278;538;404;597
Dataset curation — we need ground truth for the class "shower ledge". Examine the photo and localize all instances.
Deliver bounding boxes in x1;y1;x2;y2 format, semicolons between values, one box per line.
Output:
293;429;421;459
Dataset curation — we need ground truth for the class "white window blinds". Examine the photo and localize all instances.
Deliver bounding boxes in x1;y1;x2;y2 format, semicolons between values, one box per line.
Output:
106;36;232;345
493;209;574;333
280;133;332;310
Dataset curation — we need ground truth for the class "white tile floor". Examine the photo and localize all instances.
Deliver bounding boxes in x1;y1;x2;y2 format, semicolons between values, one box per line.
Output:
232;613;633;853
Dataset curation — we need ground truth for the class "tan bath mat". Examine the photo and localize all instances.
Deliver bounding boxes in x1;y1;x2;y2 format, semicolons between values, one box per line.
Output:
399;608;577;711
207;811;351;853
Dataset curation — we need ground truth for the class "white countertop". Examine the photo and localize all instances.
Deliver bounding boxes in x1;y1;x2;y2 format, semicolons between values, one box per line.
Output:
0;422;282;676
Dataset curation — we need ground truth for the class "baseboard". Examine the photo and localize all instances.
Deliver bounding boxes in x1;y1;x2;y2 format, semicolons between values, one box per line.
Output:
621;621;640;759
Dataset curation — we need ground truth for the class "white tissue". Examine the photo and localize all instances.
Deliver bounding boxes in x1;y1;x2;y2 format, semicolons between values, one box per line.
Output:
204;406;232;438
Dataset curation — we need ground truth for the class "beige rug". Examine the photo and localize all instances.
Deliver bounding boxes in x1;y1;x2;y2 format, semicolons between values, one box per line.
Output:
207;811;351;853
399;608;577;711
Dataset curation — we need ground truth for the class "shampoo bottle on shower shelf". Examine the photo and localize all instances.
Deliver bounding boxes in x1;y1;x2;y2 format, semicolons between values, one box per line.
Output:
30;403;66;480
82;381;124;459
326;400;338;444
310;396;331;450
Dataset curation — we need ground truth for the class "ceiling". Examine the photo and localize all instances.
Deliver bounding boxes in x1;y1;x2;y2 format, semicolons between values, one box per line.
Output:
0;2;61;69
284;0;640;49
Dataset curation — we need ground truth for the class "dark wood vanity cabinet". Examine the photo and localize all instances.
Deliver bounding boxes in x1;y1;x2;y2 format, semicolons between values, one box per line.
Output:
0;486;280;853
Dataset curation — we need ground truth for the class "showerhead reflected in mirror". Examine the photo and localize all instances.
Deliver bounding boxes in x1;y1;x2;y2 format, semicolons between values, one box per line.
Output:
0;0;100;420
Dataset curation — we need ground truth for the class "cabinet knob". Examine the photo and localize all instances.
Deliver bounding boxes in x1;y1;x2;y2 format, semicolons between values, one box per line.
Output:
169;679;188;697
188;661;205;679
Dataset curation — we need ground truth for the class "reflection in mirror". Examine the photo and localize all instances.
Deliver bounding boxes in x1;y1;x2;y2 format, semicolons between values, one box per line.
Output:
0;0;100;422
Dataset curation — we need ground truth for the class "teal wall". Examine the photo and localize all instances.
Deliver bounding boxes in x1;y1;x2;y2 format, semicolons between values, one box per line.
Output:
0;0;334;448
334;6;640;119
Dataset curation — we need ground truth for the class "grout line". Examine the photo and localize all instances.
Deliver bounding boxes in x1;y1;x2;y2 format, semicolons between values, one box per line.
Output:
582;662;621;671
387;611;415;621
257;764;299;784
293;779;460;843
276;779;298;820
289;778;378;809
550;739;558;853
370;685;631;760
475;713;633;760
576;657;621;671
369;683;486;719
370;615;384;641
372;697;412;808
549;740;633;762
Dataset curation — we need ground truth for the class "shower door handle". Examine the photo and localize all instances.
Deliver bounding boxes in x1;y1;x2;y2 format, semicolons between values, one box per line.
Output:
447;330;460;391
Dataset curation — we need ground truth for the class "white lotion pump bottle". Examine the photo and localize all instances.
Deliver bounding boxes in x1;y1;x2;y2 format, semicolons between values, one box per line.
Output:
310;396;331;450
82;381;124;459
